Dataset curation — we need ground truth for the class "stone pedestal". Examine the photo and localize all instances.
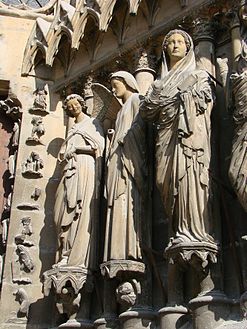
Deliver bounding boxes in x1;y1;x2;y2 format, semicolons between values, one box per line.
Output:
119;309;156;329
59;319;94;328
135;68;155;95
94;316;119;329
159;305;189;329
189;291;232;329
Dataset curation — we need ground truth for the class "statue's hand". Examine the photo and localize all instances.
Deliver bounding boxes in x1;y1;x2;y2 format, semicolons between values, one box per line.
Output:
64;145;77;161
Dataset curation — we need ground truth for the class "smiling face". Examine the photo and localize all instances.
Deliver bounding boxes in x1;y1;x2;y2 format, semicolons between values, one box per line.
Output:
111;78;127;100
66;98;82;118
166;33;187;64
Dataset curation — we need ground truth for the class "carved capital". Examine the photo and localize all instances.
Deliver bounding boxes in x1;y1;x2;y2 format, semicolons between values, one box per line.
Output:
193;18;217;43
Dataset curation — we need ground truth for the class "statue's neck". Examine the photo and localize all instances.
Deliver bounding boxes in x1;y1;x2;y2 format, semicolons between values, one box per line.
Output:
75;112;85;123
122;90;133;103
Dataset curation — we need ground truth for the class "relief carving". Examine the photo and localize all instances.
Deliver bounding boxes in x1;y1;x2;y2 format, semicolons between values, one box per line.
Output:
22;152;44;178
29;87;49;114
15;217;34;247
14;288;30;318
11;244;34;284
26;116;45;145
16;245;34;273
116;280;140;309
31;187;41;200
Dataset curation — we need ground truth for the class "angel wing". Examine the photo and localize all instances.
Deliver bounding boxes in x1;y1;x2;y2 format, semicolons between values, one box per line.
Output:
91;83;122;122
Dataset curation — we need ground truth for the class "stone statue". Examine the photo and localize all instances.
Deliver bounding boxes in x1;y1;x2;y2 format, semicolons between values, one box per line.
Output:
31;87;48;112
229;2;247;212
140;30;217;251
101;71;147;278
26;116;45;144
54;94;105;268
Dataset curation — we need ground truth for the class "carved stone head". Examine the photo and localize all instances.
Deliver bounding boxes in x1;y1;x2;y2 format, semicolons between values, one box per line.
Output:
63;94;87;117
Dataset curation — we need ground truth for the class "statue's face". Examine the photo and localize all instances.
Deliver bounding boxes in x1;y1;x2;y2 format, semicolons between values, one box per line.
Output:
111;78;127;99
66;98;82;118
166;33;187;63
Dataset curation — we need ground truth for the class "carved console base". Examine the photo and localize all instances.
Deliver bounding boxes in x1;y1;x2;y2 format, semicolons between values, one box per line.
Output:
43;266;93;326
100;260;145;279
159;305;189;329
188;291;232;329
119;308;156;329
165;241;218;268
43;266;92;296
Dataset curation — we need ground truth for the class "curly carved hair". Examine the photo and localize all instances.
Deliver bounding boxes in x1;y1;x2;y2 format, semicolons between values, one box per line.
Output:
162;29;191;53
63;94;87;117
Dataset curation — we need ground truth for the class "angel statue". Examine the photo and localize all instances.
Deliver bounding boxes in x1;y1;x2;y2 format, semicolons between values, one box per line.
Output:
54;94;105;268
229;1;247;212
93;71;148;278
140;30;217;260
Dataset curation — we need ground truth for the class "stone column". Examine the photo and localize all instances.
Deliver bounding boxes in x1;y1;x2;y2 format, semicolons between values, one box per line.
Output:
193;18;216;77
134;47;156;95
228;10;241;72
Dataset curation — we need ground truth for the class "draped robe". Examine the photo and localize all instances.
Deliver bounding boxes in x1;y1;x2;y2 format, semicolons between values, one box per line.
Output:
103;93;147;262
54;116;105;268
140;34;215;245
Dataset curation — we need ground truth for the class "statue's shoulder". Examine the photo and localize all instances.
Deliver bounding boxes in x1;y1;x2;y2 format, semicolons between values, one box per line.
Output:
192;69;211;80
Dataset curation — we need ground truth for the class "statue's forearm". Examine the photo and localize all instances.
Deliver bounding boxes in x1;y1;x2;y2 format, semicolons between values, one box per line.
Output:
75;146;96;155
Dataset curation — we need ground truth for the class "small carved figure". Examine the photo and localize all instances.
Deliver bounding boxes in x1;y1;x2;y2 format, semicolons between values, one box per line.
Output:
15;217;34;247
26;116;45;144
16;245;34;272
1;217;9;246
12;121;20;147
22;152;44;178
56;287;81;320
8;153;16;179
102;71;148;278
14;288;30;317
31;187;41;200
116;281;138;308
31;87;48;113
140;30;216;248
54;94;105;268
21;217;33;236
